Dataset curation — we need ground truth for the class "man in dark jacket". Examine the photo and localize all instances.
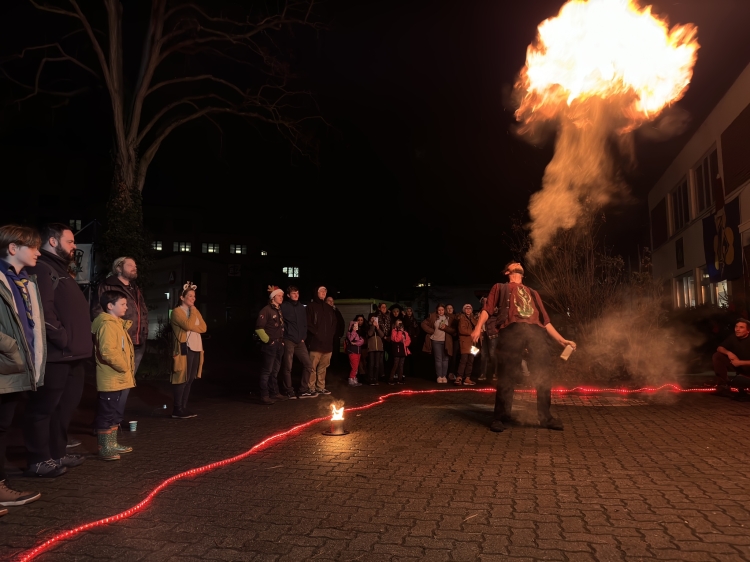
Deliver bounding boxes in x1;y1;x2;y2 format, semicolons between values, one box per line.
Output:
280;286;315;398
255;287;287;405
306;286;337;395
91;256;149;373
402;307;421;377
25;223;91;476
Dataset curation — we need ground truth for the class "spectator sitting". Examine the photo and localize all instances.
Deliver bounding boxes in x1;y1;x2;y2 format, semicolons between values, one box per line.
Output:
714;318;750;399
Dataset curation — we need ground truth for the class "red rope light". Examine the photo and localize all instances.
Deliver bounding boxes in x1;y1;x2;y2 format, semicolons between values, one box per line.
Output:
15;383;712;561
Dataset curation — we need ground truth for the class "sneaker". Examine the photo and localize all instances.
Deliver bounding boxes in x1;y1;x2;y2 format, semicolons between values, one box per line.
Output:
447;373;456;381
539;417;564;431
287;392;298;399
368;381;379;386
437;376;447;384
23;460;67;479
478;374;487;381
715;385;733;398
299;390;316;398
0;508;6;517
270;394;289;401
463;378;476;386
0;480;41;506
260;396;275;405
490;420;506;433
172;409;194;419
181;410;198;418
317;388;331;395
348;378;362;387
388;380;396;385
56;455;85;468
66;439;82;449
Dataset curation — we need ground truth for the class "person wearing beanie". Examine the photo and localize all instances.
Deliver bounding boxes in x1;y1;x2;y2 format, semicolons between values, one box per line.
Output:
255;286;287;405
305;286;337;395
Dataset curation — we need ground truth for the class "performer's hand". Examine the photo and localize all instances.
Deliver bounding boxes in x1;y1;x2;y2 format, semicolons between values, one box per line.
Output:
471;327;481;344
565;340;577;350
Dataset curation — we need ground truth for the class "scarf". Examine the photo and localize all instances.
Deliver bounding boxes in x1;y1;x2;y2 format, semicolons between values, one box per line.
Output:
5;267;34;328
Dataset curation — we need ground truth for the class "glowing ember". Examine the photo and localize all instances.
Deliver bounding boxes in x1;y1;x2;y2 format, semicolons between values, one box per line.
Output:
331;404;344;420
514;0;699;260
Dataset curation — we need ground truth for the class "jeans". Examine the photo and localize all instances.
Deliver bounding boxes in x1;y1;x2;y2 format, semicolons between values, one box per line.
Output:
494;323;553;423
173;349;200;411
95;390;130;430
367;351;384;384
0;393;19;481
309;351;332;391
259;341;284;399
481;335;499;378
432;340;449;379
390;356;405;381
24;359;86;464
281;339;313;394
348;352;361;379
133;344;146;375
458;353;475;379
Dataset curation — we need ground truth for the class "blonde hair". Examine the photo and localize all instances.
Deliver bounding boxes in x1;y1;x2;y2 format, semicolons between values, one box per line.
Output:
112;256;135;276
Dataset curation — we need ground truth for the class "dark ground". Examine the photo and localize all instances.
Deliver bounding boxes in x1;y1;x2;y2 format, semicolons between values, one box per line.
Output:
2;355;750;561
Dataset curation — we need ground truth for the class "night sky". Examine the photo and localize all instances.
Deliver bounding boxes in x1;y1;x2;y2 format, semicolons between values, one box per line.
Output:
2;0;750;292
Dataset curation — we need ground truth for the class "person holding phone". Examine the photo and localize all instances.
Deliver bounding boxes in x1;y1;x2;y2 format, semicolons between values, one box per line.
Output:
421;304;455;383
366;314;385;385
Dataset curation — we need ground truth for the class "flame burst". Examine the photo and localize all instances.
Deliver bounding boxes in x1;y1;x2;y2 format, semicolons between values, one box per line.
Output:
331;404;344;420
514;0;699;261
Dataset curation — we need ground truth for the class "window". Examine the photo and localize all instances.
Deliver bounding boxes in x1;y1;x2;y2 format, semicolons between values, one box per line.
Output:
675;272;695;308
670;178;690;233
69;219;82;231
694;148;718;213
261;250;268;256
283;266;299;278
173;242;191;253
230;244;247;255
151;241;163;251
700;266;729;307
202;243;220;254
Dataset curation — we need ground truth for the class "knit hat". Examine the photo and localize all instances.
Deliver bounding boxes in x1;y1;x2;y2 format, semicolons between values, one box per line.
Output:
268;285;283;300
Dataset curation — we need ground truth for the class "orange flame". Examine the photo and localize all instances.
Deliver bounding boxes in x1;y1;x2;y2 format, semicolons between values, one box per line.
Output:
514;0;699;261
331;404;344;421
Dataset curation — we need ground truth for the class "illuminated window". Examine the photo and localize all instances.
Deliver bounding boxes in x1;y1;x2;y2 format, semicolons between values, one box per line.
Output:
693;149;718;213
670;178;689;233
202;243;220;254
261;250;268;256
151;241;163;251
173;242;191;253
69;219;82;231
230;244;247;255
283;266;299;278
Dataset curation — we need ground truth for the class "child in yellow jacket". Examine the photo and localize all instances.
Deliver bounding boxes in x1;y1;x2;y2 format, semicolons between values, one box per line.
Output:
92;290;135;461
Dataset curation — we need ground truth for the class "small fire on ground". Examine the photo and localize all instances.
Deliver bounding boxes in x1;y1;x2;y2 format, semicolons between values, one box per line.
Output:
331;405;344;421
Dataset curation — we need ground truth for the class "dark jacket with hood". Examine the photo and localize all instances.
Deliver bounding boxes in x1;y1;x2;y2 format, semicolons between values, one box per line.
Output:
27;249;93;363
306;288;337;353
281;299;308;344
91;275;149;346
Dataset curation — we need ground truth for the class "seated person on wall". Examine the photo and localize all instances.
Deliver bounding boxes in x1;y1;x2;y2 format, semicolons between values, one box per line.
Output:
713;318;750;398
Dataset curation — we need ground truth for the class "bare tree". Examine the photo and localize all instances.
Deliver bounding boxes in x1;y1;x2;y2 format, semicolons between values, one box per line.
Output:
2;0;322;264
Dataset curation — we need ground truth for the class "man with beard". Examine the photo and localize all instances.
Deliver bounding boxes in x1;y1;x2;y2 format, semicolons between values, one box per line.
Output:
91;257;149;373
306;286;337;395
471;262;576;433
24;223;92;476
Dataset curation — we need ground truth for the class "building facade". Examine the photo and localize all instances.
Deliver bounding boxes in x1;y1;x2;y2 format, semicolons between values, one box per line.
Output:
649;63;750;310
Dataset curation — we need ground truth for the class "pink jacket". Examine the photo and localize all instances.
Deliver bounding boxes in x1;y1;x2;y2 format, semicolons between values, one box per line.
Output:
390;329;411;356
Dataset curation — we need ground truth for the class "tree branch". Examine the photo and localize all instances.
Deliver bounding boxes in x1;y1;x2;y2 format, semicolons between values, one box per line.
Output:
137;93;235;145
27;0;79;19
146;74;246;98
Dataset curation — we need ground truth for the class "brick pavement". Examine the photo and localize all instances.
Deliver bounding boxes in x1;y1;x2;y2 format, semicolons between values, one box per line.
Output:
2;378;750;561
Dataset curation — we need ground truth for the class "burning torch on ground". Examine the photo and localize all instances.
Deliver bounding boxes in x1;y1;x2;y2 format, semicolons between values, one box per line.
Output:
322;402;349;436
514;0;699;261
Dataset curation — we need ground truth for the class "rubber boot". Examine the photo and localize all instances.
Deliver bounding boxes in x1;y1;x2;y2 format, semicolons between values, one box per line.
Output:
97;429;121;461
110;426;133;454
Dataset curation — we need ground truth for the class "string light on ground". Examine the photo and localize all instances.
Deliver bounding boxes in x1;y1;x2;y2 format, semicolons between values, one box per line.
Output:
16;383;714;561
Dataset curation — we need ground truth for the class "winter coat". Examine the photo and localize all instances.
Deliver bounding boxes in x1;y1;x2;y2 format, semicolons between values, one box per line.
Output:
332;306;345;349
306;295;337;353
0;270;46;393
367;320;385;352
421;313;456;356
402;314;420;341
91;275;149;346
170;306;207;384
92;313;135;392
458;313;478;355
377;312;392;341
390;329;411;357
346;321;365;354
281;299;307;344
27;249;92;362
